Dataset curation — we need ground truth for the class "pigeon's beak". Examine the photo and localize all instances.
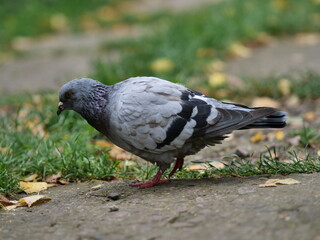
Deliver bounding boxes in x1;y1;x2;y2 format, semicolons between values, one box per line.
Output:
57;102;64;116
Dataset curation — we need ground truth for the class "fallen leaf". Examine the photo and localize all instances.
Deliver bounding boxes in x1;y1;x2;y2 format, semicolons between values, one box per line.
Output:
50;13;69;32
0;194;16;206
250;131;265;143
209;161;225;170
3;205;20;211
206;60;225;72
230;173;245;178
277;78;291;96
18;195;51;207
19;182;48;193
285;95;300;107
251;97;280;108
304;112;316;122
23;173;38;182
150;58;174;73
57;179;69;185
91;184;102;190
208;72;227;87
228;42;251;58
259;178;301;188
45;172;62;183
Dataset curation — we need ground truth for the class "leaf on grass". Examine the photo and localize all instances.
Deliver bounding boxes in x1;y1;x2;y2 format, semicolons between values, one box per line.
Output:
94;140;135;161
18;195;51;207
250;131;265;143
208;72;227;87
150;58;174;73
277;78;291;96
259;178;301;188
45;172;62;183
19;182;48;193
23;173;38;182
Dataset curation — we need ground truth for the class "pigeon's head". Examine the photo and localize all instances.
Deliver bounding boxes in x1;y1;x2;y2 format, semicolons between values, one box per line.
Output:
57;78;100;116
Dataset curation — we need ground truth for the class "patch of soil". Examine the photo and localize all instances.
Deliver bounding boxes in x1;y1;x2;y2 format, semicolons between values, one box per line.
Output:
1;173;320;240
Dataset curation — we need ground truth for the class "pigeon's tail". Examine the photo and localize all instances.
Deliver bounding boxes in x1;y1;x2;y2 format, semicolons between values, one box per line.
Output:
240;111;287;130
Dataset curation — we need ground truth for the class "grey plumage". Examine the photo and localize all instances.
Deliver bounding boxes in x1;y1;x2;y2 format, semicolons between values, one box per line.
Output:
58;76;287;188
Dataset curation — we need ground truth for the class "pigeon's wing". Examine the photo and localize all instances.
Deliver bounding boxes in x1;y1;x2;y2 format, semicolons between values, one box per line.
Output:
110;77;277;153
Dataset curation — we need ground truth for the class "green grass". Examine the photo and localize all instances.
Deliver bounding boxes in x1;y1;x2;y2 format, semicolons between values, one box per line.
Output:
93;0;320;87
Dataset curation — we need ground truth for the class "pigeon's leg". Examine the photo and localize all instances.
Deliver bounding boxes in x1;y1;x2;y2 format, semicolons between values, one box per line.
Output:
169;157;184;177
131;170;169;188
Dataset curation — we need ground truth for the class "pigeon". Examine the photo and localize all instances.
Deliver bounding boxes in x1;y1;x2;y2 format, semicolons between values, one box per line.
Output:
57;76;287;188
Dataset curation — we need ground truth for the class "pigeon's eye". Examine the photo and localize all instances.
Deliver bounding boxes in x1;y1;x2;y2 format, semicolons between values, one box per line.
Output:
64;91;73;99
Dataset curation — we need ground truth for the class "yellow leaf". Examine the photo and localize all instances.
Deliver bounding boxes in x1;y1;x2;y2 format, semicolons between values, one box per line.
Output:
150;58;174;73
50;14;69;32
228;42;251;58
277;78;291;96
304;111;316;121
275;130;285;141
19;182;48;194
208;72;227;87
23;173;38;182
259;178;301;188
18;195;51;207
250;131;265;143
206;60;225;73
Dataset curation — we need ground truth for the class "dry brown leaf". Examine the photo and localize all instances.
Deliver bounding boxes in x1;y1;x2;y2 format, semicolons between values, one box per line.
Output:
18;195;51;207
259;178;301;188
250;131;265;143
19;182;48;193
23;173;38;182
0;194;16;206
45;172;62;183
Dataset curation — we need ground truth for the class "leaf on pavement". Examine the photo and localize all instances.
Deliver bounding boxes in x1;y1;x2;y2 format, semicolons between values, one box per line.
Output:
259;178;301;188
18;195;51;208
0;194;17;207
19;182;48;193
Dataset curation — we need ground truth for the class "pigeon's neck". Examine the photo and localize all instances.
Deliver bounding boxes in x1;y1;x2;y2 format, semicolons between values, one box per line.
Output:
80;84;111;129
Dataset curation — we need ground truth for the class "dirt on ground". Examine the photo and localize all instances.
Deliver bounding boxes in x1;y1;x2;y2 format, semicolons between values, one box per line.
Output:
2;173;320;240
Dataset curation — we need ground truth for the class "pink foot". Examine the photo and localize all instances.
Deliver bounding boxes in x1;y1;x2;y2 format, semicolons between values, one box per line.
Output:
169;158;184;177
130;170;169;188
131;179;170;188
